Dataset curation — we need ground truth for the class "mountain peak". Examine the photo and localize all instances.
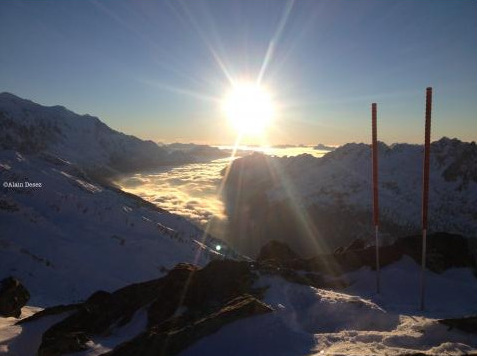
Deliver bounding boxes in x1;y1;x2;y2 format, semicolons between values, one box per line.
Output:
0;92;35;104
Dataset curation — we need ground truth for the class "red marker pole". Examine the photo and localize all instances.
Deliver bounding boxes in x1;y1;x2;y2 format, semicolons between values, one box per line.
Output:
420;87;432;311
372;103;380;294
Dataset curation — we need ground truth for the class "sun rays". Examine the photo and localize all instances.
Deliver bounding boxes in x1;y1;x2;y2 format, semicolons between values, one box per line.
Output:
222;81;275;136
165;0;331;265
105;0;328;263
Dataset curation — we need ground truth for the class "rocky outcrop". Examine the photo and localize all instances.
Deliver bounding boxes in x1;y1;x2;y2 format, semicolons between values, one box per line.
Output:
37;263;199;356
183;260;258;310
256;233;476;277
256;241;347;289
0;276;30;318
312;232;476;275
27;260;269;356
257;240;301;263
439;316;477;334
107;295;272;356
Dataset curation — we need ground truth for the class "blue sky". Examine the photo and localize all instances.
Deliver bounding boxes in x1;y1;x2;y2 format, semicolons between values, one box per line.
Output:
0;0;475;145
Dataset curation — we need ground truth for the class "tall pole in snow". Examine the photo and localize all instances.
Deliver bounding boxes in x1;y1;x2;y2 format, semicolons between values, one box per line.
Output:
372;103;380;294
420;87;432;311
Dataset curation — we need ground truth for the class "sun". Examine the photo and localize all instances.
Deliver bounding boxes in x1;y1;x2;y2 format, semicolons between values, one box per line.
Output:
222;82;274;135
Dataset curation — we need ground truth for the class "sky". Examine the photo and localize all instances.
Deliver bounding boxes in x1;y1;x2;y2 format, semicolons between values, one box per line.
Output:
0;0;475;146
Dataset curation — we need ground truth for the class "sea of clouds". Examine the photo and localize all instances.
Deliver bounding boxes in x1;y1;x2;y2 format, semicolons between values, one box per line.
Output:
118;158;229;235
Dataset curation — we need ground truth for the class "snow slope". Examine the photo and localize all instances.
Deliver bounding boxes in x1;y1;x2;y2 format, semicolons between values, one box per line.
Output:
0;150;223;306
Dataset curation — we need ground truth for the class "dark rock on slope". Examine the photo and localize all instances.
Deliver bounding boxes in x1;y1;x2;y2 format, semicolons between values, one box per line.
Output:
317;232;476;275
107;295;272;356
0;277;30;318
257;240;301;263
23;260;270;356
439;316;477;334
257;233;476;278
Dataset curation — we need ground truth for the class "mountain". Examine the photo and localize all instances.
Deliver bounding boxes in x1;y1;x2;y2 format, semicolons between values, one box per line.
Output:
223;138;477;257
0;150;229;306
0;93;234;306
0;92;194;177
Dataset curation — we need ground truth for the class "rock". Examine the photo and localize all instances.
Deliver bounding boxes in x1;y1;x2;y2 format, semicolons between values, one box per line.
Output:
107;295;273;356
147;263;198;327
37;263;198;355
32;260;267;355
439;316;477;334
344;238;366;252
32;259;267;355
325;232;475;275
257;240;301;262
395;232;474;272
17;304;81;325
0;276;30;318
277;268;348;290
38;332;90;356
184;260;257;310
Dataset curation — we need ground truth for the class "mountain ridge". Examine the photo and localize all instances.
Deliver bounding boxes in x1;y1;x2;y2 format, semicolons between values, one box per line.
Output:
0;92;190;177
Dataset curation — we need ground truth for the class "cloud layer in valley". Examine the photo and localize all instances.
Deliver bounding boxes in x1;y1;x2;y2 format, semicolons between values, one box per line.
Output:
118;159;228;229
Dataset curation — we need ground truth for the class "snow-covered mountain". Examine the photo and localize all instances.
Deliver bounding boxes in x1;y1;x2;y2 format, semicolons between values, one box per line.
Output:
0;149;228;307
0;92;196;177
223;138;477;257
0;93;238;307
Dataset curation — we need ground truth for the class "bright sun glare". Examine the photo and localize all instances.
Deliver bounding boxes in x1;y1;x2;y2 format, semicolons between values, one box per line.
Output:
222;82;274;136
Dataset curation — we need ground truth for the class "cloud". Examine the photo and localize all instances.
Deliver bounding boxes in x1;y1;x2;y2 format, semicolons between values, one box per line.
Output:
116;160;227;229
121;177;147;188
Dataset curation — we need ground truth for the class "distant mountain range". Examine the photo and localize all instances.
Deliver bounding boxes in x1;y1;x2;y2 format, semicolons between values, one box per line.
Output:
314;143;336;151
223;138;477;257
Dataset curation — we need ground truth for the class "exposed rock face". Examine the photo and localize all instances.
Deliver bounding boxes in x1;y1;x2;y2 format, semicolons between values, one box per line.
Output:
313;232;476;275
37;263;199;356
394;232;475;273
439;316;477;334
107;295;272;356
257;240;301;263
29;260;269;356
184;260;258;310
0;276;30;318
256;240;348;289
256;233;476;277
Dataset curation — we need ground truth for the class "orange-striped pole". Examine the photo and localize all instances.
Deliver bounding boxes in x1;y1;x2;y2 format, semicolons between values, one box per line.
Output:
372;103;380;294
420;87;432;311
